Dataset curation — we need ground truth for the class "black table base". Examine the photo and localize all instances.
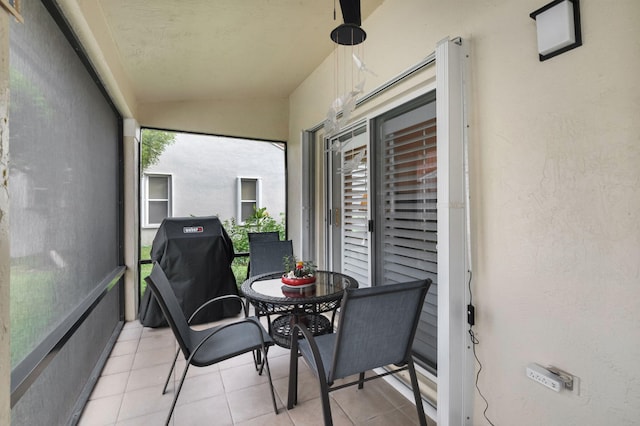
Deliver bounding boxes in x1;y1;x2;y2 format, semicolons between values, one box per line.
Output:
271;314;332;348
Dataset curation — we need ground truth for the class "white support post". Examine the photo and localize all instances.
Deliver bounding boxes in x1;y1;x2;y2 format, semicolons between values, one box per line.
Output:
123;119;140;321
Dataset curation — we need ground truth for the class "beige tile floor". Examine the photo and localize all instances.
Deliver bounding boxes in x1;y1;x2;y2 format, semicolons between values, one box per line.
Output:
79;313;436;425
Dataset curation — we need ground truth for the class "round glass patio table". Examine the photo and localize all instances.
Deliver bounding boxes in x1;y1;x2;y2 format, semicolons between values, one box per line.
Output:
241;270;359;348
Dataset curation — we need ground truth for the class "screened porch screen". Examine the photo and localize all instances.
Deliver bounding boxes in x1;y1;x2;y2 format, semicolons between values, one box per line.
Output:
9;0;121;423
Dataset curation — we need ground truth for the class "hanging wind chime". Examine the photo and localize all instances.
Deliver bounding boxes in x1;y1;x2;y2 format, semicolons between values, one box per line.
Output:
325;0;376;143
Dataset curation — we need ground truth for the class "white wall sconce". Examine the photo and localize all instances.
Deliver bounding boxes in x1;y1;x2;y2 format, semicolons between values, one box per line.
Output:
530;0;582;61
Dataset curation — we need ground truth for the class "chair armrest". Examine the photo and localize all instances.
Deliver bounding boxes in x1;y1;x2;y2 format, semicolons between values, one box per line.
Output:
188;317;272;364
188;294;248;324
290;323;328;383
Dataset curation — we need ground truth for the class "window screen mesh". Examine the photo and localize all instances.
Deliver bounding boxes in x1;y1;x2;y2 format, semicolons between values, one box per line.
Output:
9;0;122;423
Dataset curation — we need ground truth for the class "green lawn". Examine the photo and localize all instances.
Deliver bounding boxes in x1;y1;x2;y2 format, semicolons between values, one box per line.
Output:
10;262;60;365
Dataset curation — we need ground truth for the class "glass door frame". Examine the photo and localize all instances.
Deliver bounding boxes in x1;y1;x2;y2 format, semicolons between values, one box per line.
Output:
325;122;371;286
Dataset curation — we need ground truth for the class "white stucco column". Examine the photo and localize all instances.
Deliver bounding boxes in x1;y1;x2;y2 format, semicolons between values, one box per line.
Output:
123;118;140;321
0;9;11;425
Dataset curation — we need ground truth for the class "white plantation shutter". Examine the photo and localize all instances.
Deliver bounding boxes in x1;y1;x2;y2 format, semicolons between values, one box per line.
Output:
376;97;438;370
342;145;370;286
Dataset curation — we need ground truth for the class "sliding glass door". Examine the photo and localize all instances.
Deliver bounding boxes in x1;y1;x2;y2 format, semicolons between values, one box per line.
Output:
316;41;470;418
323;93;437;371
373;92;438;371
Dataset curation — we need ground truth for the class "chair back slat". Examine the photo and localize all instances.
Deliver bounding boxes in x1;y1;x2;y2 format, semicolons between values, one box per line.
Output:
246;232;281;279
145;263;193;358
248;232;280;244
249;240;293;277
330;279;431;381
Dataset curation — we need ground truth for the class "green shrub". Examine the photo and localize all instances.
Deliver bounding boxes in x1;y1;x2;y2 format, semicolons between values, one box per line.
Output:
223;207;286;286
223;207;286;255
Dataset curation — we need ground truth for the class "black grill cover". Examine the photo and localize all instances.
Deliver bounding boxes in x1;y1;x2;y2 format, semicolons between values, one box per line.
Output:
139;216;240;327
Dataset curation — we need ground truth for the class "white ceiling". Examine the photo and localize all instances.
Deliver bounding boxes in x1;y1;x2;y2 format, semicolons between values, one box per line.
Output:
94;0;383;104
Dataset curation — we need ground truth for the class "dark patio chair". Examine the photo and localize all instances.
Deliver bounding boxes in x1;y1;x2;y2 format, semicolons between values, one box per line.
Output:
246;239;294;351
287;279;432;426
246;232;280;279
248;239;293;277
144;262;278;425
248;231;280;244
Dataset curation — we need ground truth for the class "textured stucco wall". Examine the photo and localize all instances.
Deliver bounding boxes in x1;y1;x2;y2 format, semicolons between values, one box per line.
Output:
0;9;10;426
288;1;640;425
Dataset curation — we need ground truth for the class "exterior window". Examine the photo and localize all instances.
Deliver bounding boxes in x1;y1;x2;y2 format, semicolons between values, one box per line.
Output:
145;174;172;226
237;177;261;222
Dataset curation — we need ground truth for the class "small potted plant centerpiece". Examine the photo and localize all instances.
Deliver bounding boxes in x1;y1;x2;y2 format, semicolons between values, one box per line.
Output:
282;256;317;286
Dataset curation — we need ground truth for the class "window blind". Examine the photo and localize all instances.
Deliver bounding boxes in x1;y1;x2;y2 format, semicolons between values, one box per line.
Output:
342;145;369;286
375;97;438;371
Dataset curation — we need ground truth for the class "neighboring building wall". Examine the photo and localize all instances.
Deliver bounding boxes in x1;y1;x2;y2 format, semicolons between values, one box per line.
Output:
288;1;640;426
141;132;286;246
